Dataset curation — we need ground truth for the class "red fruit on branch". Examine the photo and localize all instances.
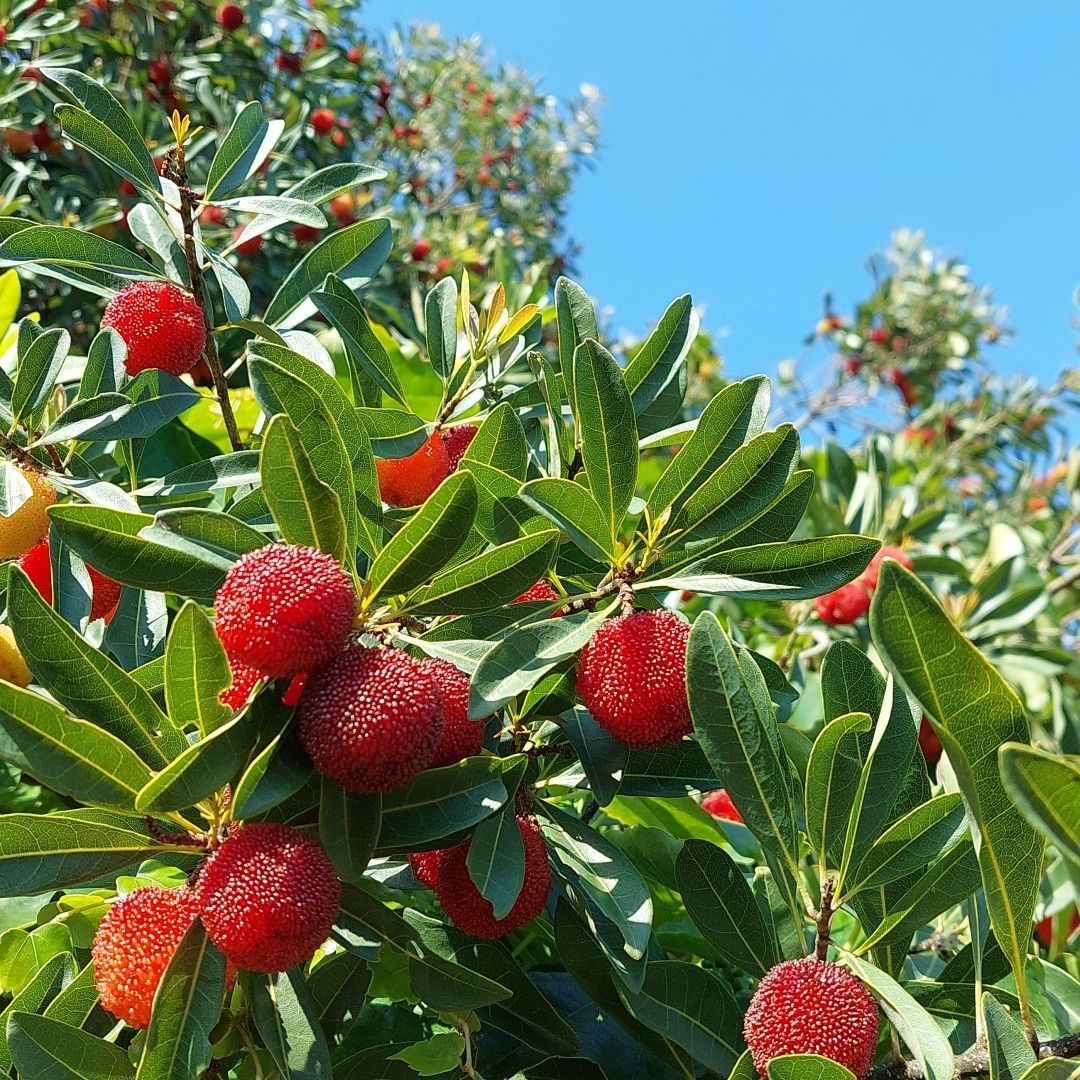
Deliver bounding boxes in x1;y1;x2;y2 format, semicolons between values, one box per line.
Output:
310;107;335;135
215;2;243;30
814;582;871;625
375;431;451;508
918;716;942;766
441;424;477;471
231;226;263;257
408;849;443;888
576;610;692;747
411;238;431;261
18;535;121;622
417;655;484;768
514;580;559;604
101;280;206;376
860;545;914;590
868;326;889;345
275;51;302;76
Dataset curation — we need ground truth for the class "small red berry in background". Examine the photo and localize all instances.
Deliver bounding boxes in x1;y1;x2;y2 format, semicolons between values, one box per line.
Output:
701;789;743;823
199;204;225;227
101;280;206;376
1035;907;1079;949
814;581;871;626
275;51;302;76
147;56;171;87
375;431;451;508
346;45;364;64
860;545;914;590
411;238;431;262
310;107;335;136
868;326;889;345
435;256;454;277
918;715;942;766
843;356;863;375
331;128;346;148
215;2;243;31
576;609;692;747
4;130;34;155
18;535;121;622
231;226;262;257
292;224;322;245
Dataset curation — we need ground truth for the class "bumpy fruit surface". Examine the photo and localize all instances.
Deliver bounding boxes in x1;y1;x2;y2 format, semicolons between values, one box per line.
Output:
408;849;443;888
417;656;484;768
215;1;243;30
0;465;55;559
101;280;206;376
198;822;340;973
744;957;879;1076
701;789;743;823
92;886;201;1028
219;653;262;710
297;646;443;792
432;816;551;938
576;609;691;747
514;579;559;604
0;626;32;687
375;432;451;508
18;535;121;622
442;424;478;472
215;544;356;678
860;545;914;590
814;582;871;625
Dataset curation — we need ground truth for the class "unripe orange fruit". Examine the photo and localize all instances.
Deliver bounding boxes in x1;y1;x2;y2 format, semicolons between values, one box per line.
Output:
0;464;55;559
0;626;32;687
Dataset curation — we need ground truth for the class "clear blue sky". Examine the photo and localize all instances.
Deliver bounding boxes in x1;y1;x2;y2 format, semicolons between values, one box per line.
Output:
363;0;1079;387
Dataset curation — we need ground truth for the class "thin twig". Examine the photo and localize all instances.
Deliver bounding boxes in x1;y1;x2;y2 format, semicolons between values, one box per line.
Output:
865;1033;1080;1078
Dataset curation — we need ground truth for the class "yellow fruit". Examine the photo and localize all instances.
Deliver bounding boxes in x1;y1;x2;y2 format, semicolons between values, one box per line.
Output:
0;464;55;559
0;626;31;688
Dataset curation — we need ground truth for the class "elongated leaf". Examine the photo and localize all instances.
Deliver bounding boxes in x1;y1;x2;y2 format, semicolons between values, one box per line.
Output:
261;414;346;561
306;952;369;1043
403;529;559;616
243;968;332;1079
562;706;626;807
998;743;1080;867
572;339;638;547
9;569;182;765
805;712;873;868
136;921;225;1080
467;800;525;920
320;778;381;883
231;727;311;820
164;601;231;738
870;563;1042;1020
205;102;284;199
623;294;696;436
9;1011;134;1079
265;219;392;329
519;476;613;563
676;839;778;975
767;1057;855;1080
367;472;477;600
718;470;816;551
12;327;69;425
554;277;597;391
425;276;458;379
217;195;325;227
0;954;75;1073
0;226;160;280
35;393;133;446
984;991;1037;1078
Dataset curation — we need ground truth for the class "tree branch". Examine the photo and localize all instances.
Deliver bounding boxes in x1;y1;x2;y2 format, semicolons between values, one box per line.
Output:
865;1033;1080;1078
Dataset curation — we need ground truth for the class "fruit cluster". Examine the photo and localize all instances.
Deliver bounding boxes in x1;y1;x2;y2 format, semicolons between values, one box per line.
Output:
814;545;914;626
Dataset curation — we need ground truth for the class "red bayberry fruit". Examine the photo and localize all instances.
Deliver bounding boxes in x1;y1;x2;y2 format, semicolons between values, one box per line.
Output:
275;51;302;76
215;2;242;30
432;816;551;938
346;45;364;64
408;849;443;888
198;822;340;973
868;327;889;345
101;280;206;376
886;367;918;406
92;887;202;1028
576;609;691;748
18;535;121;622
231;226;262;257
32;121;51;150
199;204;225;227
331;128;346;148
918;715;942;767
292;224;322;245
21;66;42;81
744;958;878;1077
860;545;913;590
843;357;863;375
514;580;559;604
219;654;262;710
701;789;743;823
417;656;483;768
148;57;171;87
435;257;453;276
215;543;356;678
814;581;871;625
375;431;451;508
442;424;477;471
297;646;443;792
310;107;335;136
1035;907;1080;949
411;238;431;261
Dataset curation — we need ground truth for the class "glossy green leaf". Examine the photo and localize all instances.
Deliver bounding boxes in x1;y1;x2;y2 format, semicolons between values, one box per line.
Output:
0;225;160;284
623;294;696;437
164;600;231;738
562;705;626;807
0;955;76;1073
466;800;525;920
244;968;332;1079
554;277;597;391
12;327;69;426
766;1056;855;1080
8;1011;134;1080
231;727;311;820
518;476;614;563
805;711;873;868
998;743;1080;868
984;991;1037;1078
320;778;381;884
425;276;457;379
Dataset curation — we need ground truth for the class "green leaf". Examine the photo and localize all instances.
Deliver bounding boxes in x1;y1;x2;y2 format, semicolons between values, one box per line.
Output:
554;277;597;391
164;601;232;738
367;471;477;600
844;954;954;1080
204;102;284;200
100;369;202;442
718;470;816;550
845;793;968;895
12;327;69;426
0;954;75;1073
0;681;154;808
217;195;326;228
571;339;638;548
42;961;100;1027
518;476;614;563
468;606;611;719
562;705;626;807
261;414;347;562
766;1056;856;1080
0;459;32;518
0;226;160;284
623;295;696;437
676;838;778;975
466;800;525;920
9;568;182;766
243;968;332;1079
8;1011;135;1080
390;1033;465;1076
319;778;381;884
34;393;133;447
687;613;800;876
617;960;743;1073
998;743;1080;868
984;991;1037;1078
403;530;559;616
264;219;392;329
1017;1062;1080;1079
135;921;225;1080
870;562;1043;1021
306;951;369;1043
231;726;311;820
425;276;458;379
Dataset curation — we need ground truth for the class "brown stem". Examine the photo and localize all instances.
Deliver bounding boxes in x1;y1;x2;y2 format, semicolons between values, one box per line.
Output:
163;147;243;452
815;877;835;961
865;1033;1080;1078
0;430;43;471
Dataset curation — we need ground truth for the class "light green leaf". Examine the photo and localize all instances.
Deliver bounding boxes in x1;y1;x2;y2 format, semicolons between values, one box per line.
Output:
164;601;232;738
998;743;1080;868
8;1011;135;1080
767;1056;856;1080
425;276;458;380
984;991;1037;1078
243;968;332;1079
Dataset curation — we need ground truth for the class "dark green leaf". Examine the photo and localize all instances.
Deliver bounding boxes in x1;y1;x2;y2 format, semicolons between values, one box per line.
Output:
466;800;525;920
320;778;381;884
244;968;332;1079
519;477;614;563
164;600;231;738
12;327;69;426
998;743;1080;868
623;295;695;437
8;1011;134;1080
425;277;457;380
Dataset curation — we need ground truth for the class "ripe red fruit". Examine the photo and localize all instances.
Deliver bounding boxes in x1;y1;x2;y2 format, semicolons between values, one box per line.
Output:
868;327;889;345
346;45;364;64
215;2;243;30
32;121;52;151
411;238;431;262
4;130;34;156
442;424;477;471
435;257;453;277
408;849;443;888
101;280;206;376
744;958;878;1076
292;224;322;245
231;226;262;257
432;816;551;938
197;822;340;973
297;646;443;792
417;656;483;768
219;653;262;710
275;51;302;76
311;107;336;136
918;716;942;766
701;789;743;823
0;25;6;46
148;57;171;87
199;204;225;227
860;545;914;590
21;66;42;81
18;535;121;622
331;129;346;149
1035;907;1080;949
886;367;918;406
92;887;201;1028
842;357;863;375
375;431;451;508
215;543;356;678
814;582;872;625
514;580;559;605
576;609;691;748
